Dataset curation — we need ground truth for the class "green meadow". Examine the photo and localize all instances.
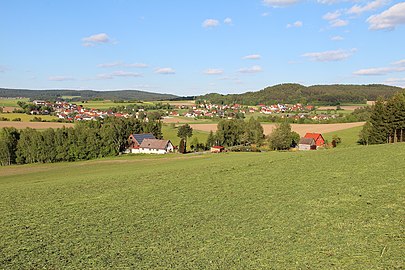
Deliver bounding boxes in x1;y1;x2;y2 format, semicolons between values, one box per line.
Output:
161;124;209;149
0;143;403;269
0;98;29;107
83;100;154;110
0;112;58;122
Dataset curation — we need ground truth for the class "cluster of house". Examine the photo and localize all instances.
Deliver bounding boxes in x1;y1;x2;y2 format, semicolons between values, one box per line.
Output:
298;133;325;150
259;103;314;114
169;103;249;119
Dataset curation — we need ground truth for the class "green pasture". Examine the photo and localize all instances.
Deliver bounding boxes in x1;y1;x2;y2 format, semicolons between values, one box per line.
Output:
0;98;29;107
161;124;209;148
0;112;58;122
83;100;154;110
0;143;404;269
324;125;364;147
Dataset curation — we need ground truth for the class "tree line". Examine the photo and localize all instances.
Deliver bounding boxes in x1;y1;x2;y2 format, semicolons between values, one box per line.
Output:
0;117;162;166
359;90;405;145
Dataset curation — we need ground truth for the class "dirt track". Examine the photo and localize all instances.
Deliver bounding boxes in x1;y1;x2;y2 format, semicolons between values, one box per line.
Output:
190;122;365;136
0;121;74;129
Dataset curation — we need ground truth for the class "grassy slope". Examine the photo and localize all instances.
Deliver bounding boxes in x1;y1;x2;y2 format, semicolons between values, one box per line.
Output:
0;145;404;269
323;126;364;147
0;113;58;122
162;124;209;149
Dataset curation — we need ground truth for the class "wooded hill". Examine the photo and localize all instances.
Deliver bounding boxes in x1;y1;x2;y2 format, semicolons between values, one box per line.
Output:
0;88;178;101
198;84;403;105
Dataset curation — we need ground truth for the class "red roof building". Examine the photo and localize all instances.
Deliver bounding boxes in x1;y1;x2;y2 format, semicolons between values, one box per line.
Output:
304;133;325;147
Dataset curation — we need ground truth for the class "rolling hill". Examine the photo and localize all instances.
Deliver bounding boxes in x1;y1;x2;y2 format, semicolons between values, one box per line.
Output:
198;83;403;105
0;88;178;101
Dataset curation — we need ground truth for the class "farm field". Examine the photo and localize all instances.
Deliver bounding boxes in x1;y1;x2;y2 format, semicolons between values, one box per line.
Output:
162;116;217;124
0;98;29;107
0;121;74;129
0;144;404;269
190;122;366;136
82;100;154;110
323;126;364;147
0;112;58;122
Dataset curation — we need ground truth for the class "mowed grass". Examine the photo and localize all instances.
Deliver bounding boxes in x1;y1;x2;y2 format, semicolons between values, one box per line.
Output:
0;144;404;269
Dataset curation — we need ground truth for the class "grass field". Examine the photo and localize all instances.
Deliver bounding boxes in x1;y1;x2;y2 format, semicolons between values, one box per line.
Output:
161;124;209;149
0;98;29;107
84;100;154;110
324;125;364;147
0;144;404;269
0;112;58;122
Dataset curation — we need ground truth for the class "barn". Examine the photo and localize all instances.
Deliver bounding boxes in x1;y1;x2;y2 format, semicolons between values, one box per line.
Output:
303;133;325;148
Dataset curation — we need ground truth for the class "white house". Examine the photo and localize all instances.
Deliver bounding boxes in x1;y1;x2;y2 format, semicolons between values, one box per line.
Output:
130;139;174;154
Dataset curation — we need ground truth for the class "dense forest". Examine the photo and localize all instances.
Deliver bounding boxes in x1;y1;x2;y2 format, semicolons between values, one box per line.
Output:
0;88;178;101
0;117;162;166
198;84;403;105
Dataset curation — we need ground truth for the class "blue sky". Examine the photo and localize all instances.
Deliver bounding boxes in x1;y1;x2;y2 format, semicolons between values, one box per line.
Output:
1;0;404;96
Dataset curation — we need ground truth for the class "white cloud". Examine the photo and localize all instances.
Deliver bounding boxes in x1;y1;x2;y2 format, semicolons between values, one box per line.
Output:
353;66;405;75
262;0;299;7
82;33;111;47
202;19;220;28
238;65;263;73
97;61;123;68
48;76;75;81
155;67;176;74
204;69;224;75
347;0;387;15
224;17;233;25
323;11;342;21
262;12;270;17
384;77;405;87
242;54;262;60
303;49;356;62
287;21;303;28
111;71;142;77
367;2;405;30
126;63;149;68
98;62;149;68
393;59;405;66
331;19;349;27
331;35;344;41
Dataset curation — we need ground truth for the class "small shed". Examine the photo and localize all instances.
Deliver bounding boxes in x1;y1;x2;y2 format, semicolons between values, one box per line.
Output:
298;137;316;151
211;146;225;153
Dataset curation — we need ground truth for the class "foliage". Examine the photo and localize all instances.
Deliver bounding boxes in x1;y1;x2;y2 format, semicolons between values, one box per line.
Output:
1;117;162;166
359;91;405;144
0;88;178;101
206;130;216;148
0;144;404;268
0;127;19;166
177;124;193;142
268;122;295;150
198;83;401;106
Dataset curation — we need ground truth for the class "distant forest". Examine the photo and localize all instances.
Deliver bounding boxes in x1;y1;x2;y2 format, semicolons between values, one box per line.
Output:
198;84;403;105
0;88;178;101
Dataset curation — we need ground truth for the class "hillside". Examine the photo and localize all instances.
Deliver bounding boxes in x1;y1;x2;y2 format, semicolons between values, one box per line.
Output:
199;83;403;105
0;88;178;101
0;144;403;269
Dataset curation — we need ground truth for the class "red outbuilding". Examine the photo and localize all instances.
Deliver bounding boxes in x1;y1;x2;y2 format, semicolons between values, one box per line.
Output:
304;133;325;148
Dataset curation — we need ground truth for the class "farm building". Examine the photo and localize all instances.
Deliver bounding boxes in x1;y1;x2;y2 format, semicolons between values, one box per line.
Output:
304;133;325;148
137;139;174;154
127;133;156;150
211;146;225;153
298;137;316;151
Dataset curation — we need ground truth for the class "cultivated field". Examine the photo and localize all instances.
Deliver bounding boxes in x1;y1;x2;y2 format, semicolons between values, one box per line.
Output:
0;144;403;269
190;122;366;136
0;121;74;129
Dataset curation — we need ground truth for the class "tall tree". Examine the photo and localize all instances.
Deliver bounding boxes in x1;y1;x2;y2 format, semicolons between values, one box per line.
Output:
177;124;193;149
0;127;20;166
268;122;294;150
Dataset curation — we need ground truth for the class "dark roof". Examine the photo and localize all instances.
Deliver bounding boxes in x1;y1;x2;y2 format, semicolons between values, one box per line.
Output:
140;139;171;150
299;137;315;145
132;133;156;144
